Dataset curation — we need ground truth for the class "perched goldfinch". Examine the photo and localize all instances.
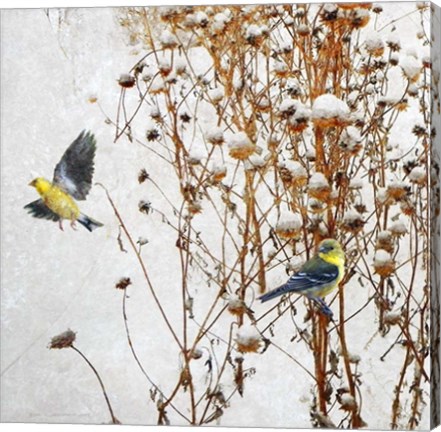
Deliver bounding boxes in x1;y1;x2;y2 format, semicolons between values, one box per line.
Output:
259;239;345;317
25;130;103;232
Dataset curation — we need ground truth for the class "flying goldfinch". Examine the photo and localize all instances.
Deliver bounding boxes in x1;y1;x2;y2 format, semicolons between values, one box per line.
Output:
25;130;103;232
259;239;345;317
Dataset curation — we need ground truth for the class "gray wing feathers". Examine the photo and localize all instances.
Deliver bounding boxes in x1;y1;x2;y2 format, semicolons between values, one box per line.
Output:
53;130;97;200
24;199;60;221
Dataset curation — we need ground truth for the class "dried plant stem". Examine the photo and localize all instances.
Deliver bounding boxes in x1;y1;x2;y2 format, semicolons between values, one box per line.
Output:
71;346;119;424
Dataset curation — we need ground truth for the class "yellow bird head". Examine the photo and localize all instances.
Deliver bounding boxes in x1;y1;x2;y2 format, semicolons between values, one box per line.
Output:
28;177;51;194
318;238;345;265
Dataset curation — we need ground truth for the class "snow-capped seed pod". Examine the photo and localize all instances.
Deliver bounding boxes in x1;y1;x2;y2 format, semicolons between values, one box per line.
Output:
400;199;415;216
256;95;270;112
275;212;302;240
305;148;316;162
278;98;297;118
227;295;247;317
189;348;203;360
339;127;363;155
384;310;402;326
244;154;266;171
195;11;209;27
348;353;361;364
227;132;255;160
278;160;308;187
341;209;365;234
386;35;401;52
267;247;278;260
389;52;400;66
205;127;224;146
187;147;206;166
297;24;310;36
407;83;419;97
365;35;385;57
209;162;227;183
150;106;161;121
321;3;338;22
372;3;383;13
235;325;262;353
288;105;311;133
308;172;331;201
422;56;431;68
376;230;394;253
208;87;224;103
351;8;370;29
339;394;358;412
118;73;136;88
374;249;395;277
408;166;426;186
311;94;350;128
308;198;326;214
349;178;364;190
160;30;178;49
272;60;289;78
389;218;408;237
386;181;410;201
245;24;264;46
400;56;422;82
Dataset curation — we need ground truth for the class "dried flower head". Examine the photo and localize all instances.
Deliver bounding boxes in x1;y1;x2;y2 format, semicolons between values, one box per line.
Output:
49;329;76;349
374;249;395;277
115;277;132;290
236;325;262;353
227;295;247;317
228;132;255;160
118;74;136;88
275;212;302;240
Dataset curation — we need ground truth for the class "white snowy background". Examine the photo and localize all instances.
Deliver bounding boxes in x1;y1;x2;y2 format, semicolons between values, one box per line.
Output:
1;1;439;431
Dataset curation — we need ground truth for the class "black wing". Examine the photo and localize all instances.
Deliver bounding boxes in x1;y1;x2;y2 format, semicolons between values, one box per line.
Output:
286;255;339;292
24;199;60;221
53;130;97;200
259;256;339;302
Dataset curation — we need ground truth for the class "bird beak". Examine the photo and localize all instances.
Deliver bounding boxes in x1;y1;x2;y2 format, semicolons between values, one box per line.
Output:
319;245;328;253
28;180;35;187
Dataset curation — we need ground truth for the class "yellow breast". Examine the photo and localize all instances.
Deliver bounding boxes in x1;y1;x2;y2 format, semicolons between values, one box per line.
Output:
42;185;80;220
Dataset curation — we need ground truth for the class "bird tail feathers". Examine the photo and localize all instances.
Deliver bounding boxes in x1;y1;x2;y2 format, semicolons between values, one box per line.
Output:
258;283;288;303
78;214;103;232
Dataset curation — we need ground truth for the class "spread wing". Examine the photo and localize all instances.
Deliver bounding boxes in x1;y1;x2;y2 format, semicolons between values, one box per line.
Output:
24;199;60;221
53;130;97;200
259;256;339;302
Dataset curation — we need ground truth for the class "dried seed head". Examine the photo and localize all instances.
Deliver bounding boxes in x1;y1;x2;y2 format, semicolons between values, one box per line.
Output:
376;230;394;254
308;172;331;201
118;74;136;88
227;295;247;317
236;325;262;353
115;277;132;290
227;132;255;160
373;249;395;277
339;394;357;411
138;168;149;183
275;212;302;240
49;329;76;349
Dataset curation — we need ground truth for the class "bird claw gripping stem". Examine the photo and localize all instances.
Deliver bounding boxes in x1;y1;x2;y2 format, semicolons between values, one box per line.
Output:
310;296;333;319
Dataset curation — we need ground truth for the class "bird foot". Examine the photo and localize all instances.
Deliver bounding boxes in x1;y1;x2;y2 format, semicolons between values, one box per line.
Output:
58;220;64;231
311;297;333;320
70;220;78;231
